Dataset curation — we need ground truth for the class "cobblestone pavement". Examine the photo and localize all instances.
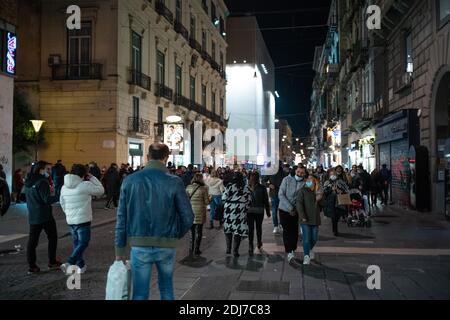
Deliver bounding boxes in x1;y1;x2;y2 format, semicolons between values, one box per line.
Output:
0;201;449;300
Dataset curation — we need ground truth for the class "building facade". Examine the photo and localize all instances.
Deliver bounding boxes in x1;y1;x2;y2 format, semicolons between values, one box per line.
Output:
225;16;277;169
0;0;18;188
15;0;228;169
310;0;450;213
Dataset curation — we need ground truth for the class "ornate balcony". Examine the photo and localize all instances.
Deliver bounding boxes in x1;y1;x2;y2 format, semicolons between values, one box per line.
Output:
154;83;173;101
155;0;173;25
174;94;191;108
189;37;202;53
128;117;151;136
128;69;151;91
52;63;103;80
174;20;189;41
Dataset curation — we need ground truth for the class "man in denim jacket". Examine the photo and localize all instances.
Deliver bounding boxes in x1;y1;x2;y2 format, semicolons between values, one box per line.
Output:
115;143;194;300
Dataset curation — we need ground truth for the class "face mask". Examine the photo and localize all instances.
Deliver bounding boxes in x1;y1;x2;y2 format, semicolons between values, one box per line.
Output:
306;181;314;188
43;172;50;178
330;175;337;181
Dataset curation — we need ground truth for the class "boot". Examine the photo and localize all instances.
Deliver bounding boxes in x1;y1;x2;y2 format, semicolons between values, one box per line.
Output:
248;241;254;257
194;237;202;256
225;233;232;254
233;235;241;258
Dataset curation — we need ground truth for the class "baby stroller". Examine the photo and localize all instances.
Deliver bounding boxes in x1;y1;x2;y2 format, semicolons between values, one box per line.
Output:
346;189;372;228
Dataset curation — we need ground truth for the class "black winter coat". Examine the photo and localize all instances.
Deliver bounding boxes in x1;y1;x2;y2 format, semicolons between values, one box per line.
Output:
0;178;11;217
24;173;57;224
104;169;121;196
248;183;270;215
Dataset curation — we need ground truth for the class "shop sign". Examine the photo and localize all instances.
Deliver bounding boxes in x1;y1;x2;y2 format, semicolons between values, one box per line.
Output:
375;116;408;144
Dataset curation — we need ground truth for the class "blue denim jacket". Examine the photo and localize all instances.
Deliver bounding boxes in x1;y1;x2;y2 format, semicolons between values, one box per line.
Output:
115;161;194;256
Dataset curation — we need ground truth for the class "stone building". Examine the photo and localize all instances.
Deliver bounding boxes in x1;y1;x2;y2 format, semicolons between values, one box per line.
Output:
15;0;228;169
0;0;18;187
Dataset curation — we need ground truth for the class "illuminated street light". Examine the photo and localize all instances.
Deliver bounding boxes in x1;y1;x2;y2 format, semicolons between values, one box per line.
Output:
275;91;280;98
30;120;45;161
274;119;279;123
166;115;182;123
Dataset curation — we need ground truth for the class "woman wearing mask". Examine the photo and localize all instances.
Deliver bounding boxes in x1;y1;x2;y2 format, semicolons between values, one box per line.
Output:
206;169;225;229
297;176;323;265
186;173;209;256
278;166;307;262
222;171;252;257
323;168;349;236
335;165;349;186
247;172;271;256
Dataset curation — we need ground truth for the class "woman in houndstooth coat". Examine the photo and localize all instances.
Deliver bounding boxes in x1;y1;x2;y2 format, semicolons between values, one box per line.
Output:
222;171;252;257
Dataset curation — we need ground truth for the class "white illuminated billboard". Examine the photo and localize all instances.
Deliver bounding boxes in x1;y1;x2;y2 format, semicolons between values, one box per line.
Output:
164;124;184;152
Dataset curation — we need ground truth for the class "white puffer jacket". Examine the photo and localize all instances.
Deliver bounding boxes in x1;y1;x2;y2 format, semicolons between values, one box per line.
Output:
60;174;105;225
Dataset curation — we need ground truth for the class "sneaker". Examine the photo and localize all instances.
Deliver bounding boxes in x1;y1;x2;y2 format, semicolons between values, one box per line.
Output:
310;250;315;260
303;255;311;265
60;263;72;275
77;265;87;274
257;245;263;253
273;227;279;234
48;260;63;270
27;265;40;275
287;251;295;262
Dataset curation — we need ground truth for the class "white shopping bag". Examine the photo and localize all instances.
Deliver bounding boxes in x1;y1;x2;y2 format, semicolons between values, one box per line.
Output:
105;260;131;300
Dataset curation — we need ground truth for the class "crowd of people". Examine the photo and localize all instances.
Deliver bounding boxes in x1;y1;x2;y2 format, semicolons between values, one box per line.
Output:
1;143;393;300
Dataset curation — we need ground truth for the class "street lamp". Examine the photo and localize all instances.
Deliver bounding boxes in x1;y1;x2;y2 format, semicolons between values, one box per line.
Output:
30;120;45;161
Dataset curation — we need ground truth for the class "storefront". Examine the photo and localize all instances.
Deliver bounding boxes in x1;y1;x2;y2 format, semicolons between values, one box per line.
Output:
375;109;420;207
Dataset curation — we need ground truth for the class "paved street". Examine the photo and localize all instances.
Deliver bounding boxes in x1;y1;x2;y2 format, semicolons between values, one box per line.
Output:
1;200;450;300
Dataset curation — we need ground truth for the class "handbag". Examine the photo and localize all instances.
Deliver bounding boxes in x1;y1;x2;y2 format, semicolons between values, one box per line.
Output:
336;193;352;206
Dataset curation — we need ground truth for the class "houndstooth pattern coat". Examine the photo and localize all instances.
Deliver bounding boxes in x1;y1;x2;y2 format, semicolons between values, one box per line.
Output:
222;182;252;237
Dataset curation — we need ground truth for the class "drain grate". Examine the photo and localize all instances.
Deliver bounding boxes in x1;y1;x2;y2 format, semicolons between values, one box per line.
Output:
236;280;290;295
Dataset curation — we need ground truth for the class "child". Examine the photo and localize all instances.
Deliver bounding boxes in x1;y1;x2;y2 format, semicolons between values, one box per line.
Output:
60;164;104;274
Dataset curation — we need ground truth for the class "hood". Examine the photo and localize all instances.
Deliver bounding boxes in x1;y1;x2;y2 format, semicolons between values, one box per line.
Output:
25;173;46;187
63;174;83;189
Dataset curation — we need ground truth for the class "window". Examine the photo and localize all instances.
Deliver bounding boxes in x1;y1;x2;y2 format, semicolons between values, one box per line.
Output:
405;31;413;73
190;15;196;40
212;91;216;114
157;106;163;136
68;21;92;77
176;0;182;23
438;0;450;27
175;64;182;95
211;3;216;22
202;30;207;51
131;31;142;72
212;41;216;61
156;50;165;84
220;52;224;69
202;84;207;107
133;97;140;131
220;98;224;117
190;76;196;101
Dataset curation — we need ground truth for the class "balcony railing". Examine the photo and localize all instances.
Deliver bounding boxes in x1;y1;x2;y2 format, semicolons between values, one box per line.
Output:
201;50;213;65
128;117;151;136
174;94;190;108
189;37;202;53
52;63;103;80
128;69;151;91
155;0;173;24
154;83;173;101
174;20;189;41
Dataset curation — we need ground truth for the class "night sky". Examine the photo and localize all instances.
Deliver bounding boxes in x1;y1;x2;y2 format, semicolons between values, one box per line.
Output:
224;0;331;137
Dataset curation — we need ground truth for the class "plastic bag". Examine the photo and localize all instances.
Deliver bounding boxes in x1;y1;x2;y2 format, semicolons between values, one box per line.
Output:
105;261;131;300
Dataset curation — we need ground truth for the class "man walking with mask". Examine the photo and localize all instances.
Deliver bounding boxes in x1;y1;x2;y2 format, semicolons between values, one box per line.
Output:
278;166;307;262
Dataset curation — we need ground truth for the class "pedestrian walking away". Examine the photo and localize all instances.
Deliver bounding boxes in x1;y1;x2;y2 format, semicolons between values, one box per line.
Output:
51;160;67;201
323;168;350;237
186;173;209;257
278;166;307;262
248;171;271;256
222;171;252;258
60;164;105;274
297;176;323;265
24;161;61;274
206;169;225;229
115;143;194;300
263;161;285;234
103;164;120;209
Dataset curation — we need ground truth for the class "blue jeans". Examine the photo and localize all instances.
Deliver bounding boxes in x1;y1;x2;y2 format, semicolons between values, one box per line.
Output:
130;247;176;300
301;224;319;257
67;222;91;268
271;196;280;227
209;195;222;222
